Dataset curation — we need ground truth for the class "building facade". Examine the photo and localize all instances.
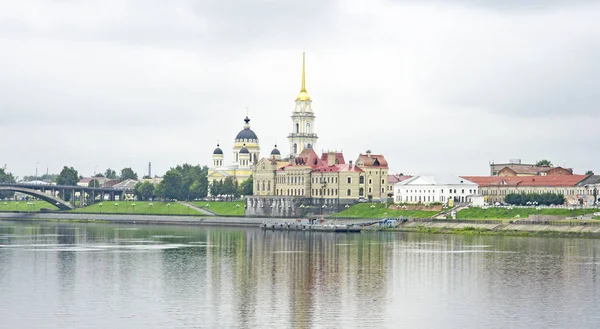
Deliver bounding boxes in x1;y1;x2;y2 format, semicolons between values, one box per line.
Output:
463;175;591;205
490;159;573;176
207;115;260;186
394;174;478;204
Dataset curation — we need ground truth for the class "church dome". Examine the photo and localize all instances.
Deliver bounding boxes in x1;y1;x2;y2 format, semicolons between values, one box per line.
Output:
235;116;259;141
239;145;250;154
213;144;223;155
270;145;281;155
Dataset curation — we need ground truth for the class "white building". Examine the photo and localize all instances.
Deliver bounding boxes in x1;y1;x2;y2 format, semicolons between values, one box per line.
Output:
394;173;479;204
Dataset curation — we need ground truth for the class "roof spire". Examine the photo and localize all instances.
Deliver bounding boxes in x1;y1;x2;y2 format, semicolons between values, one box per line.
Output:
301;52;306;93
296;52;311;101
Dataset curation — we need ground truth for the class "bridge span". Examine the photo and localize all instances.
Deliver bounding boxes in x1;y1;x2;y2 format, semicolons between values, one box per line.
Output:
0;183;133;210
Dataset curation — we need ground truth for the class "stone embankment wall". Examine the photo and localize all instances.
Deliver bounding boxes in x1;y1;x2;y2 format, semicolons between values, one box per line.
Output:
400;221;600;235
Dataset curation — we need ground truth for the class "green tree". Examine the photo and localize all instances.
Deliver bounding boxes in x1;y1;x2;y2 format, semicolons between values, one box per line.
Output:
56;166;79;186
56;166;79;201
156;169;183;200
535;159;553;167
133;181;155;201
105;168;117;179
120;167;138;181
221;177;237;200
586;170;594;175
0;168;16;199
89;179;100;188
238;175;253;196
210;180;222;197
94;173;105;178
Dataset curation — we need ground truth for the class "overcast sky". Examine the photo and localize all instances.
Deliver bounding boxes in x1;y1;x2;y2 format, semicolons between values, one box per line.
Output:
1;0;598;179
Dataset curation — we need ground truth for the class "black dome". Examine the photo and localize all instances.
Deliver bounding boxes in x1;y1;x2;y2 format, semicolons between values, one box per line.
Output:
235;128;258;141
270;145;280;155
239;146;250;154
213;144;223;155
235;116;258;141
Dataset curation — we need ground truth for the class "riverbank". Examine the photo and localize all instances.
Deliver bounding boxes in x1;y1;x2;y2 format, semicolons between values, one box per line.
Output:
392;221;600;238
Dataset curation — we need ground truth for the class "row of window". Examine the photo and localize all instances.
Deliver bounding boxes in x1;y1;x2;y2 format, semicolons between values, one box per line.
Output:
397;189;478;195
481;188;589;196
397;195;469;203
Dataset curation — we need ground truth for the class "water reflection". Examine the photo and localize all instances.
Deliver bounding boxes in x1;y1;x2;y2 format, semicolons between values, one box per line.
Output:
1;221;600;328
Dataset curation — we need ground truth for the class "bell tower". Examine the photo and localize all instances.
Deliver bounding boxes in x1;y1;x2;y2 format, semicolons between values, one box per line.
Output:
288;52;318;158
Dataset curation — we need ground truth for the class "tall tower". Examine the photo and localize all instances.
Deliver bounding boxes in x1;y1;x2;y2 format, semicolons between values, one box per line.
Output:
288;52;317;158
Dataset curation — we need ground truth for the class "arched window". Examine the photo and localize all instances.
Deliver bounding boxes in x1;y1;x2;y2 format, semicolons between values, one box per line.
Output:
294;143;298;154
359;176;364;184
306;123;311;133
359;188;364;196
296;123;299;133
347;177;352;184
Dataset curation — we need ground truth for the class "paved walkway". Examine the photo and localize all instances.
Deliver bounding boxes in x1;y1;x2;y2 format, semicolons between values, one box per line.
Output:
177;201;216;216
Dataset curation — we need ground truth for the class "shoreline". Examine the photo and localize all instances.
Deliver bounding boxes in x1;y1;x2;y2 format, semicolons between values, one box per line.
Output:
2;212;600;238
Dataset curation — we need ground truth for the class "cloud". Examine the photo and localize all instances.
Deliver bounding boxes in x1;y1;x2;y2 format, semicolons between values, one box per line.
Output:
0;0;598;178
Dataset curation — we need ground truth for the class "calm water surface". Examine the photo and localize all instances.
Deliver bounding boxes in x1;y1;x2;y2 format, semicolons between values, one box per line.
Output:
1;220;600;328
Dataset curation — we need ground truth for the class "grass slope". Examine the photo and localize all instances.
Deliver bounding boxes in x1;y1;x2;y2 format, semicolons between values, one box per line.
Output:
72;201;202;215
0;200;59;212
457;207;600;220
190;201;245;216
330;203;437;219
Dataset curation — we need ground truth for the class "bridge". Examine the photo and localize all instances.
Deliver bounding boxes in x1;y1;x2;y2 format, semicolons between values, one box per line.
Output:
0;183;133;211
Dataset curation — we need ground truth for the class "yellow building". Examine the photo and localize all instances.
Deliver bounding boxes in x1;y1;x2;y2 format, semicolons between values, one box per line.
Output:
208;115;260;188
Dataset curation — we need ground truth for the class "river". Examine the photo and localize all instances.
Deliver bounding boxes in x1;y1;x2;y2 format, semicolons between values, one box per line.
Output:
1;220;600;328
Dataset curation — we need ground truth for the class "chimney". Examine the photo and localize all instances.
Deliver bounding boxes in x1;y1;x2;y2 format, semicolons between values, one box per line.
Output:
148;162;152;178
349;160;353;168
327;151;336;166
366;150;372;158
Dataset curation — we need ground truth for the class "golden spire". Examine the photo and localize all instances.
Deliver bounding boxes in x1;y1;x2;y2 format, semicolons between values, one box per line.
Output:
296;52;311;101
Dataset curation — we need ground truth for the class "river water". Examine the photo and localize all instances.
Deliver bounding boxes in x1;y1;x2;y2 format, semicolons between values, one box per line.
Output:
1;221;600;328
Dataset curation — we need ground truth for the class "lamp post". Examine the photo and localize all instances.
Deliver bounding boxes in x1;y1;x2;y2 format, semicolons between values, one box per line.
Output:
35;162;39;180
131;203;136;213
114;202;119;213
99;202;103;214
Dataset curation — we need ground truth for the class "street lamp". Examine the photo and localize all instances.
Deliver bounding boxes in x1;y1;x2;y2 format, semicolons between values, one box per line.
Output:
99;202;103;214
131;203;136;213
114;202;119;213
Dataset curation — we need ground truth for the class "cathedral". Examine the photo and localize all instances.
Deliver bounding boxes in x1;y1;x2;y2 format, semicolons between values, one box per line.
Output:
209;53;391;207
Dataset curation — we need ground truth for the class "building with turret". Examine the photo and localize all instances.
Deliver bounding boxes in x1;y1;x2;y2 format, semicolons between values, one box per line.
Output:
208;115;261;187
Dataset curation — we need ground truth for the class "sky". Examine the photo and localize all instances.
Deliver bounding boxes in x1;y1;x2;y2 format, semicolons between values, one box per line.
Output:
1;0;598;179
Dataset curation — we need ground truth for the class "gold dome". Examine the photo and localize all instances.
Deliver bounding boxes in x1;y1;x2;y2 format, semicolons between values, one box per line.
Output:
296;91;311;101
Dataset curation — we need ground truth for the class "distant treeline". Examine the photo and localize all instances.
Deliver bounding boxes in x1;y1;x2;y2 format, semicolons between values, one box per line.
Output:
504;193;565;206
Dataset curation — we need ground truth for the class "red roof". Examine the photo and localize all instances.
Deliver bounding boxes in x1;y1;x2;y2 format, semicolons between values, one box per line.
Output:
320;152;345;165
461;175;589;187
357;154;388;168
388;174;411;184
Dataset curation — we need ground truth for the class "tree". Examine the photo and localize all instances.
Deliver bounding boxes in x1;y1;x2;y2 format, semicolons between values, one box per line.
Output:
238;175;253;196
120;167;138;181
156;169;183;200
56;166;79;186
535;159;553;167
89;179;100;188
94;173;105;178
586;170;594;175
221;177;236;200
105;168;117;179
0;168;16;199
210;180;222;197
133;181;155;201
56;166;79;201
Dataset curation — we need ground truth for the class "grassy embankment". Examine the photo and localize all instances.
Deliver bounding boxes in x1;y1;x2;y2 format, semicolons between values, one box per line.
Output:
330;203;438;219
190;201;246;216
456;207;600;220
0;200;59;212
71;201;202;215
395;225;600;238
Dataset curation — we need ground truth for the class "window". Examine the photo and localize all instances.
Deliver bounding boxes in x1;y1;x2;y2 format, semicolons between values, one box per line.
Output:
347;177;352;184
347;189;351;196
296;122;299;133
294;143;297;154
381;188;384;193
382;179;385;184
368;187;372;193
368;179;372;184
359;176;364;184
359;188;364;196
306;123;311;133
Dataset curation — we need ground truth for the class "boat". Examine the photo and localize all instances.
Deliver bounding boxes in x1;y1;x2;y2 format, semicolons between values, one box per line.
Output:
260;222;362;233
